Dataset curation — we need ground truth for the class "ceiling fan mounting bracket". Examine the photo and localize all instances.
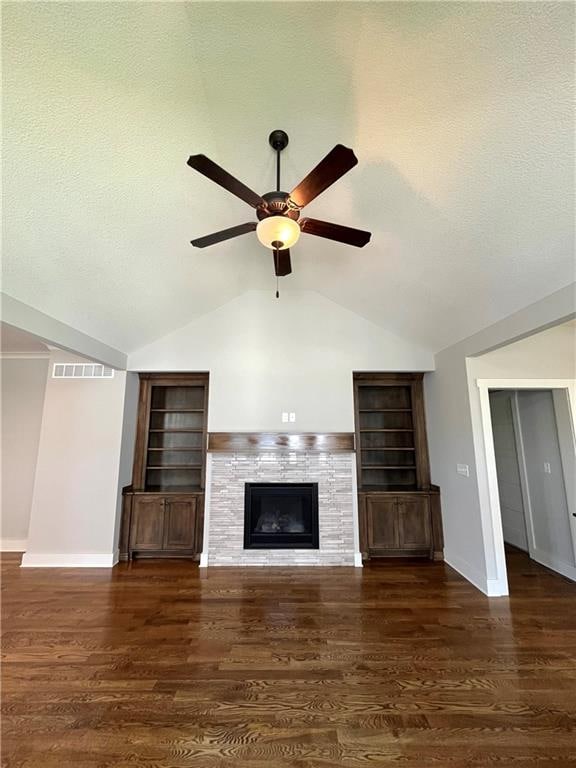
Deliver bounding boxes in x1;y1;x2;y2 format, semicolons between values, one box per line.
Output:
257;191;300;221
268;130;289;152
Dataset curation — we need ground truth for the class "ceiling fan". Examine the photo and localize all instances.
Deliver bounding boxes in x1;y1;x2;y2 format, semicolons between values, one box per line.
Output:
187;130;371;281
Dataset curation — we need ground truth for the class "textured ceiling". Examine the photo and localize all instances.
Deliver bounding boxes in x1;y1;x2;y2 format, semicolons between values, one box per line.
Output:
2;2;574;353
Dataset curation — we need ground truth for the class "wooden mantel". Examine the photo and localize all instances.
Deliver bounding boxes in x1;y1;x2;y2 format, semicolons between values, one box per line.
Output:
208;432;355;453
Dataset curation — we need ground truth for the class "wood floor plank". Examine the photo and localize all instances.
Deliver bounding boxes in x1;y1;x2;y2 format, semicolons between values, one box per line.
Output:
2;548;576;766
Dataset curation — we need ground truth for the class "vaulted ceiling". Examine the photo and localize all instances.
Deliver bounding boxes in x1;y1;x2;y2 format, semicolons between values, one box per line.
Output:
2;2;574;353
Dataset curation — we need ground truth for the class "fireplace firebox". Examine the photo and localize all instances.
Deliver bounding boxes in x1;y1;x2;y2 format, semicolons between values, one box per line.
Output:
244;483;319;549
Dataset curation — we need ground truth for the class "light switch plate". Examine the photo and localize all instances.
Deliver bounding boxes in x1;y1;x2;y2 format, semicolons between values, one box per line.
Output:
281;412;289;423
457;463;470;477
289;412;296;422
544;462;551;474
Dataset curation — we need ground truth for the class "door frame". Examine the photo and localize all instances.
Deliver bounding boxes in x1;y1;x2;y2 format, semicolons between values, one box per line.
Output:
477;378;576;595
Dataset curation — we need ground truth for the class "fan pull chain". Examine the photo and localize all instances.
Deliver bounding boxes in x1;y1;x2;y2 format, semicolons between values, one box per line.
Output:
274;247;280;298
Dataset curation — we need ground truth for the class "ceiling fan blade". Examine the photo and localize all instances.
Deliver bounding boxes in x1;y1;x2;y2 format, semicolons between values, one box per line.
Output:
191;221;257;248
187;154;266;209
300;218;371;248
273;249;292;276
288;145;358;209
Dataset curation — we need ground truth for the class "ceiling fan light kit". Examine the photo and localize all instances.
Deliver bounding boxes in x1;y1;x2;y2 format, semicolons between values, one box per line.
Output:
187;130;371;292
256;216;300;250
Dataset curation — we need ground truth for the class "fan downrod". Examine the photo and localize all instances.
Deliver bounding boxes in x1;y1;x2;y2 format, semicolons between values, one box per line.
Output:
268;130;289;152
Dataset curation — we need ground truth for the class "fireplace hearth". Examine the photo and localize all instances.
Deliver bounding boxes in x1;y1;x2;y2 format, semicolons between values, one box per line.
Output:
244;483;319;549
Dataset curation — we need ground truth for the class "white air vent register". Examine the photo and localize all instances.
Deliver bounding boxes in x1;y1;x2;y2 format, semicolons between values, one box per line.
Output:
52;363;114;379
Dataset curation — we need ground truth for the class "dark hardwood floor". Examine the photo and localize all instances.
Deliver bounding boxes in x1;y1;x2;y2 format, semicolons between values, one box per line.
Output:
2;550;576;767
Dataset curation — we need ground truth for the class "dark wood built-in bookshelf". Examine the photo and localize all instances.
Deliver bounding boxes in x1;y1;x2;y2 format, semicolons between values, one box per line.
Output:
119;373;209;561
353;372;442;560
354;373;430;491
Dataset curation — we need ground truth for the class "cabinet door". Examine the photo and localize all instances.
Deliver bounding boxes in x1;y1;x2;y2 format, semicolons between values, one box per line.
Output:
163;496;197;550
397;496;431;550
366;496;398;550
130;496;165;551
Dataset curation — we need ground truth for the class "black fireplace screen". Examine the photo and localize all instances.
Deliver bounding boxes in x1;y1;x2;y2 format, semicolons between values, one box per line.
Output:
244;483;319;549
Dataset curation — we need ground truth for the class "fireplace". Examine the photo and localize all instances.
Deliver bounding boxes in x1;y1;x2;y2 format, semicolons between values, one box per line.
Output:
244;483;319;549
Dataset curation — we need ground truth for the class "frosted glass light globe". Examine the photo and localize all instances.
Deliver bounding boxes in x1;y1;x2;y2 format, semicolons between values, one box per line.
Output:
256;216;300;250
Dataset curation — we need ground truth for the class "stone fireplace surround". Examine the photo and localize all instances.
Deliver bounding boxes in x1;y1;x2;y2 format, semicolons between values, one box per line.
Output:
200;433;361;567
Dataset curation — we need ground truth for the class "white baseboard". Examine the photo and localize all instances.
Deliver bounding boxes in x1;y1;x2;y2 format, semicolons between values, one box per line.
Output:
485;577;508;597
21;551;118;568
1;539;28;552
199;552;209;568
531;547;576;582
354;552;363;568
444;550;508;597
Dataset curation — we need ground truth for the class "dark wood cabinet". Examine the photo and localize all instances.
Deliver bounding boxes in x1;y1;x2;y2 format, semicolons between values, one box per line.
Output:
125;492;202;558
130;495;165;551
397;495;431;551
354;373;442;560
119;373;208;561
363;494;432;556
163;495;198;550
366;496;397;551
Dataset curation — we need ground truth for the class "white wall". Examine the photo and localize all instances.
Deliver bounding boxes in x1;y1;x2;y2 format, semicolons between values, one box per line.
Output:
470;322;575;379
516;390;575;578
128;290;435;432
554;388;576;533
489;391;528;551
425;283;575;595
112;371;139;546
1;356;49;548
23;351;129;566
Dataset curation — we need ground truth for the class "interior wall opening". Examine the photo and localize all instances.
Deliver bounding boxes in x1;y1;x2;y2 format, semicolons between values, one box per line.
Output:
489;387;576;591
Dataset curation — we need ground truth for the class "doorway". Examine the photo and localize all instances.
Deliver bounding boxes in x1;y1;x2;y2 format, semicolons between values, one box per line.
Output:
488;387;576;588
